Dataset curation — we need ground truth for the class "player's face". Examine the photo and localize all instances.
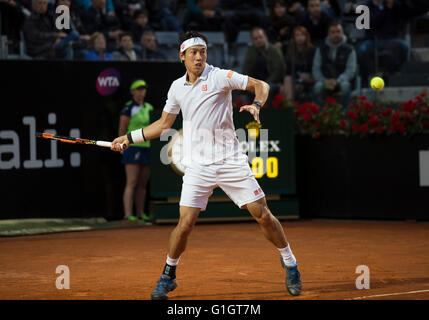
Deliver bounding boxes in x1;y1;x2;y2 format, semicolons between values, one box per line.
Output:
181;45;207;76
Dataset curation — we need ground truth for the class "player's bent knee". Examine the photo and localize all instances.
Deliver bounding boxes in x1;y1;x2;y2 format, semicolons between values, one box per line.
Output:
177;219;196;236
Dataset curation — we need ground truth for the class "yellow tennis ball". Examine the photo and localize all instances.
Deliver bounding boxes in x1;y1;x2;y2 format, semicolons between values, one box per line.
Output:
371;77;384;90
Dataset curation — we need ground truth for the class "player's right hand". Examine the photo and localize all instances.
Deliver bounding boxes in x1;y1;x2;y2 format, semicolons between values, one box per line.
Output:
111;135;130;152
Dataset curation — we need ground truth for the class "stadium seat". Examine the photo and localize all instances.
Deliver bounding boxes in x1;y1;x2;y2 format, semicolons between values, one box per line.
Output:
201;32;227;68
155;31;180;61
234;31;252;72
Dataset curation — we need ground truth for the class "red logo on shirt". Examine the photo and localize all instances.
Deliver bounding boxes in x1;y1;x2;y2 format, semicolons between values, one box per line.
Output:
253;188;263;196
202;84;207;91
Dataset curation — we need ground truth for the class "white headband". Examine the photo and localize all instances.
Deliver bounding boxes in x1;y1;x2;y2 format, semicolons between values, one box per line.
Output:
180;37;207;53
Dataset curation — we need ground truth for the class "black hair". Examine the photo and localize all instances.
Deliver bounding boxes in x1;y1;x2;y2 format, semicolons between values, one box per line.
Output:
133;9;148;21
119;31;133;41
178;30;209;52
328;20;343;30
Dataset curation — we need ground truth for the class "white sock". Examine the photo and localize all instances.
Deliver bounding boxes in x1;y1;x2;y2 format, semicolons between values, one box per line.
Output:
166;255;180;266
278;244;297;268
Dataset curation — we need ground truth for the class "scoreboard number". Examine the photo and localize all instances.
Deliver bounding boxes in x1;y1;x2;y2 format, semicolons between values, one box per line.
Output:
251;157;279;179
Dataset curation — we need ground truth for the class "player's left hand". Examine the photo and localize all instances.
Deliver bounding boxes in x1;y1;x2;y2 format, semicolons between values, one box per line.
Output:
111;135;130;152
239;104;261;124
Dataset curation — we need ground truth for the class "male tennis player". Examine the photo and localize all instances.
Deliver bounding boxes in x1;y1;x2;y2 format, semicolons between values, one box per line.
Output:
111;31;302;299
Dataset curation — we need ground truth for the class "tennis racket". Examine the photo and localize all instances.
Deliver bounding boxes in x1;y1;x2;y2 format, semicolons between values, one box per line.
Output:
36;132;124;149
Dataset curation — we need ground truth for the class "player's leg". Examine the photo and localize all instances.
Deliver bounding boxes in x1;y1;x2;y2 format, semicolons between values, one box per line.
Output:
134;164;150;221
168;205;201;259
123;164;139;220
244;197;288;249
218;158;301;296
244;197;302;296
151;205;201;300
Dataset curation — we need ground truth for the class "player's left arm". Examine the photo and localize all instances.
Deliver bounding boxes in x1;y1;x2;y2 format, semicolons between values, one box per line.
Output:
240;77;270;124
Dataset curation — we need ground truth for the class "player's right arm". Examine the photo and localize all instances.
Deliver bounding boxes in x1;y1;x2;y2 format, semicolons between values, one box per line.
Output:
110;111;177;151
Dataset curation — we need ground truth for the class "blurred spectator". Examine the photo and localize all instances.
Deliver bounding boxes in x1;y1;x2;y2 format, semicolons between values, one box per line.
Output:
268;0;296;50
357;0;409;86
53;0;91;60
112;0;145;31
113;31;142;60
23;0;79;59
80;0;122;51
77;0;115;13
282;0;305;21
85;31;114;60
118;79;153;223
300;0;333;46
140;30;167;61
130;9;152;43
242;27;286;96
183;0;224;31
312;21;357;107
281;26;315;103
145;0;183;33
222;0;268;45
342;0;360;17
0;0;26;52
320;0;341;19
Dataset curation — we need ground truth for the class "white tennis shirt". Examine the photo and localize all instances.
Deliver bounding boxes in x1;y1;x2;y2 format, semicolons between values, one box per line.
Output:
163;63;249;167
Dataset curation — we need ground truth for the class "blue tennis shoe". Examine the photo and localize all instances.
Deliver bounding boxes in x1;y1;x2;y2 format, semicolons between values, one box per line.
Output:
280;256;302;296
151;274;178;300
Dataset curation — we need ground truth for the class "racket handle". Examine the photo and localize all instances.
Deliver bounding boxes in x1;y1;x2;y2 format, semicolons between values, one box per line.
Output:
97;141;125;150
96;141;112;148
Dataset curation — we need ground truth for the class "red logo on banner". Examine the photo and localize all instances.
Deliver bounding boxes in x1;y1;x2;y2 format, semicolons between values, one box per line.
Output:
202;84;207;91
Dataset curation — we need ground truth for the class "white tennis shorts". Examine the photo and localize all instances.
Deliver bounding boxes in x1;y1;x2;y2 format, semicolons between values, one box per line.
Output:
179;155;265;211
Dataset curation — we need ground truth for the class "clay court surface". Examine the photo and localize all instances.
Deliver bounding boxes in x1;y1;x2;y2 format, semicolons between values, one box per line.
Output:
0;219;428;300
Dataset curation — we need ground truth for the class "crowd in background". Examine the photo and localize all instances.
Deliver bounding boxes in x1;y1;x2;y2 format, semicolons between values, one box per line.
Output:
1;0;428;103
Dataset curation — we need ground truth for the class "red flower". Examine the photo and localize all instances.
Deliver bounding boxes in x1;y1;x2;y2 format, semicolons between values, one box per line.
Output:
368;115;381;126
402;100;416;112
296;105;306;115
325;97;336;104
274;94;284;100
340;119;347;130
363;101;374;109
415;96;423;104
377;126;385;133
357;95;367;101
381;108;392;117
360;123;369;134
347;110;358;120
420;92;427;97
272;100;280;107
395;123;406;133
314;122;320;128
314;132;321;139
352;124;360;132
308;103;319;113
392;112;401;122
421;106;429;114
303;113;312;121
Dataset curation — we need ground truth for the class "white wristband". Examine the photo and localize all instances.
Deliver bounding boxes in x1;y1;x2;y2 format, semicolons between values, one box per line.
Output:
130;129;145;144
